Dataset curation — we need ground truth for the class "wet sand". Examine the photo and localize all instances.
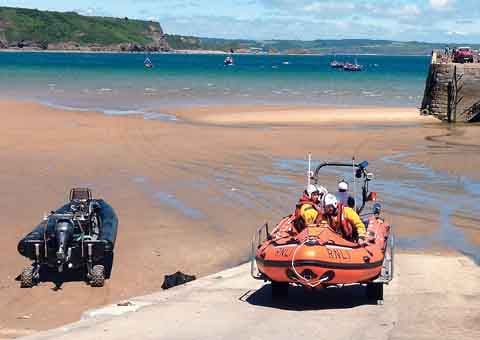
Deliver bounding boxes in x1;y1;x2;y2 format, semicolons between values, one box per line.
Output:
0;100;479;338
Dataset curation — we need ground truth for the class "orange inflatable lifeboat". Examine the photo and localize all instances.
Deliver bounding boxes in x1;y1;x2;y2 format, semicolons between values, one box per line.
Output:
251;160;394;303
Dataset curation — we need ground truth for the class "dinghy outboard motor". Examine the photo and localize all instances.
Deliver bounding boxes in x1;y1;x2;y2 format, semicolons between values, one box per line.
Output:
55;219;74;271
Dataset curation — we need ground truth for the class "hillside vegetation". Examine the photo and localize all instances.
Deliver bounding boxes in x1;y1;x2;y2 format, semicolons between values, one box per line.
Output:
0;6;169;51
165;35;480;55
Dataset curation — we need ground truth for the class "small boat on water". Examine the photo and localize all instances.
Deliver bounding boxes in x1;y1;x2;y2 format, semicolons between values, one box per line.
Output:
144;57;153;68
224;56;234;66
343;60;363;71
330;60;345;69
251;160;393;303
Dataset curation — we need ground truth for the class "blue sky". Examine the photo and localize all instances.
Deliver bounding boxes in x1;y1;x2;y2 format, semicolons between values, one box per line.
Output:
2;0;479;43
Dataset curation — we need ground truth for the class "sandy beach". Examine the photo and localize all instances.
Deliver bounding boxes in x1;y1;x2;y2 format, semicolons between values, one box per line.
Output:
0;100;479;338
171;105;422;125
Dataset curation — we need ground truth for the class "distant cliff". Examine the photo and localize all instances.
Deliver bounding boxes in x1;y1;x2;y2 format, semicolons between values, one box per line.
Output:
165;36;480;55
0;7;170;51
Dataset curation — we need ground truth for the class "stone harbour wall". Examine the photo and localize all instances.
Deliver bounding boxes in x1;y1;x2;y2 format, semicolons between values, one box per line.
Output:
421;54;480;122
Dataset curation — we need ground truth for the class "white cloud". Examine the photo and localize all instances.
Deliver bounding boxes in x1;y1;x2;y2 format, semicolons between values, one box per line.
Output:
376;4;422;18
429;0;455;10
446;30;467;36
303;2;355;12
397;4;421;16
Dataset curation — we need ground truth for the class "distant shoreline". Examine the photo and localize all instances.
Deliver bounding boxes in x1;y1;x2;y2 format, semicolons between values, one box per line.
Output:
0;48;431;57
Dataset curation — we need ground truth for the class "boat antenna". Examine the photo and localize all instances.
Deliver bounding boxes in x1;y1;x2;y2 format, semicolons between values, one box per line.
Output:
307;152;312;186
352;156;357;211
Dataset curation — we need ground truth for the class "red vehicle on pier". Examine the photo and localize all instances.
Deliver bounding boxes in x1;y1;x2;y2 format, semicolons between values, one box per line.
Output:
453;47;474;63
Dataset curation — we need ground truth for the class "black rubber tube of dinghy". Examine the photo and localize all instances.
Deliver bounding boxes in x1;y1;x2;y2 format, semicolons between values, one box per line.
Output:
17;199;119;256
96;199;118;251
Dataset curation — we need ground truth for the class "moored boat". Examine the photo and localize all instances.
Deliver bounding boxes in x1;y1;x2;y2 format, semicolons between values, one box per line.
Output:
330;60;345;68
224;55;234;66
343;60;363;71
144;57;153;68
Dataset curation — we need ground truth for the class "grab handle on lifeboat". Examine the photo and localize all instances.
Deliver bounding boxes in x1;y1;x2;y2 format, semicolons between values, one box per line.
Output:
251;222;270;280
291;238;331;288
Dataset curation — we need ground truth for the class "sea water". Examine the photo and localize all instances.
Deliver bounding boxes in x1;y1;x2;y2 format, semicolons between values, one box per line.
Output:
0;52;430;114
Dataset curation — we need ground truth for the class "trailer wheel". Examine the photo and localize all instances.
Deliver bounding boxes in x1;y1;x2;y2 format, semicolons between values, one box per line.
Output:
20;267;35;288
366;282;383;304
271;281;289;300
90;265;105;287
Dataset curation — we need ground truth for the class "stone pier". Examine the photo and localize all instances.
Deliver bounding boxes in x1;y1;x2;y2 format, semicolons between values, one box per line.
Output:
421;51;480;122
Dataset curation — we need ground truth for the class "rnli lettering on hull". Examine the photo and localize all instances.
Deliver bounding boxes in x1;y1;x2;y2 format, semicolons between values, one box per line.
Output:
273;244;352;261
275;247;293;258
326;248;351;260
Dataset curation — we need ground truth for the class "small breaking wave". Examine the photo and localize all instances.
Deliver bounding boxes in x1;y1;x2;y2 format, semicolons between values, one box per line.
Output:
362;90;383;97
143;112;178;121
96;88;113;92
104;109;178;121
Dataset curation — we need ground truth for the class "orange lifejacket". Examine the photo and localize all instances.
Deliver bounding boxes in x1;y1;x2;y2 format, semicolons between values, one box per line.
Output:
327;203;354;240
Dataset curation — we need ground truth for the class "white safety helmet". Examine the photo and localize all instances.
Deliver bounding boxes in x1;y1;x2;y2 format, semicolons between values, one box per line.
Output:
323;193;338;209
316;185;328;198
306;184;319;198
338;180;349;192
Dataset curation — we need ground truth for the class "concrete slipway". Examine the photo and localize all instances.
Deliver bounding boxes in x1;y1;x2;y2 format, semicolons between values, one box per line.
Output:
20;254;480;340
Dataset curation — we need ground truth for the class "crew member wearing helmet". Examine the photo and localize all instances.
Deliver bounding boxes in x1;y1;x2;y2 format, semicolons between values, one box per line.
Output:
337;180;349;205
316;184;328;201
294;184;323;231
322;193;367;244
337;180;355;208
